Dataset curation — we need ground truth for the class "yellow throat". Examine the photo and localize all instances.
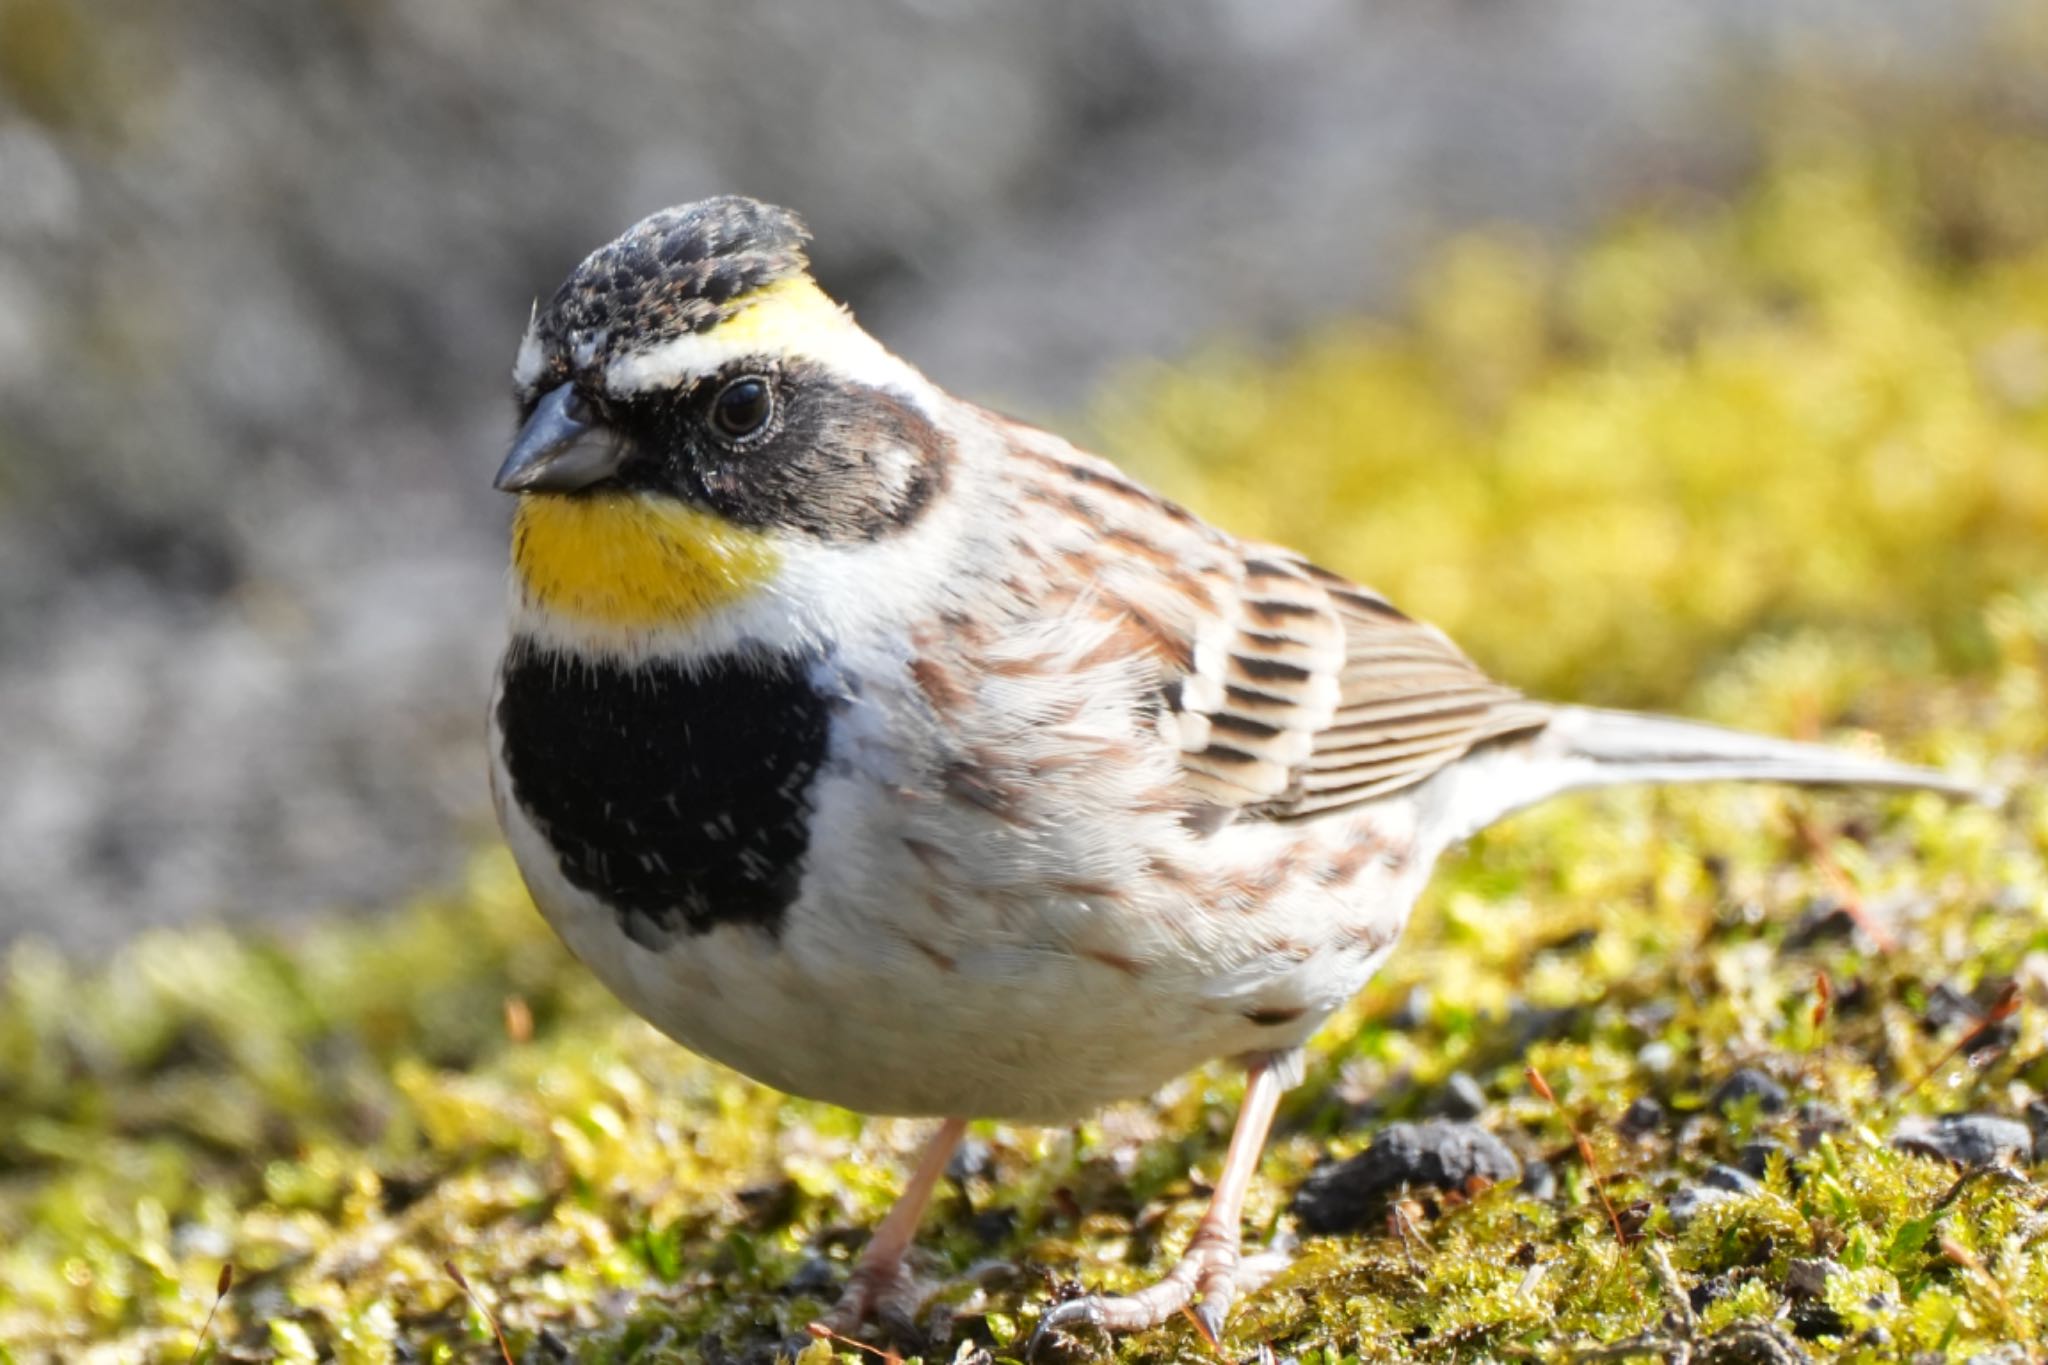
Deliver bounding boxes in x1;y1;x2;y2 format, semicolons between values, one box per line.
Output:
511;492;778;628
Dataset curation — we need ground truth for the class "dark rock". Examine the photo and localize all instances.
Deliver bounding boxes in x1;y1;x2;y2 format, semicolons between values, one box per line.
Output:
736;1180;799;1228
1688;1272;1738;1314
1782;898;1858;950
1619;1096;1665;1138
1920;981;1980;1034
1387;985;1432;1030
1698;1322;1814;1364
784;1256;840;1296
1519;1157;1557;1202
947;1136;994;1184
2026;1099;2048;1163
1507;1001;1585;1048
1784;1257;1840;1299
1712;1068;1789;1115
1627;998;1678;1035
1669;1166;1759;1226
1701;1163;1762;1194
1668;1185;1733;1225
1291;1120;1520;1234
1538;927;1599;956
1795;1100;1847;1134
1892;1113;2032;1167
1432;1071;1488;1120
1965;1021;2020;1056
968;1206;1018;1245
1738;1138;1788;1180
1789;1301;1849;1342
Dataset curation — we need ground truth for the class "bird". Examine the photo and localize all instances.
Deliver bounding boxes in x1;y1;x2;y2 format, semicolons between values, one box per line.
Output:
486;195;1990;1348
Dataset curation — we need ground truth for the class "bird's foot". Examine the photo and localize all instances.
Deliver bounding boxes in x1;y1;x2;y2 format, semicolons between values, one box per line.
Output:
819;1251;936;1341
1030;1223;1288;1356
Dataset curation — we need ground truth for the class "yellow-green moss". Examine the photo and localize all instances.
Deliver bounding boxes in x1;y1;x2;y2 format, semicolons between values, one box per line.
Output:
8;39;2048;1365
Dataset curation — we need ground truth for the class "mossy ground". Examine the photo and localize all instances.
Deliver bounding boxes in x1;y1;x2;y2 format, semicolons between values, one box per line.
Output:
8;39;2048;1365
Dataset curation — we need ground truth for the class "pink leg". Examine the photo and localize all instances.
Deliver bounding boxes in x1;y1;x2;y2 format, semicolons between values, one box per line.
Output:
1031;1058;1288;1352
822;1117;968;1332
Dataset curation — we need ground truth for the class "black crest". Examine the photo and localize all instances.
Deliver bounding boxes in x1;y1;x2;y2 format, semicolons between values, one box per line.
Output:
530;196;812;381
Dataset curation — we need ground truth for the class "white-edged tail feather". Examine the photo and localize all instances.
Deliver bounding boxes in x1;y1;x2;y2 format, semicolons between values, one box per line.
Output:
1426;704;1997;849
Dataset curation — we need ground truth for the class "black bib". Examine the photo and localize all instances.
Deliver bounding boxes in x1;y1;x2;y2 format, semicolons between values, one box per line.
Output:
496;645;832;945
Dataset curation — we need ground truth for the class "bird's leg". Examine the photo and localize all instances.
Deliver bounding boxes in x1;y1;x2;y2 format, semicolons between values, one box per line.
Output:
1031;1057;1287;1351
821;1116;968;1334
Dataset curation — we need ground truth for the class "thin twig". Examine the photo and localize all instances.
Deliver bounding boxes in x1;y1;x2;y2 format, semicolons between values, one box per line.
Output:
188;1263;234;1363
1528;1066;1629;1247
1789;811;1897;952
805;1320;906;1365
1892;980;2020;1101
444;1260;515;1365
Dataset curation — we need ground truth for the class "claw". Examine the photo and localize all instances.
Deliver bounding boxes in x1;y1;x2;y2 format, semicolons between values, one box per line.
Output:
1026;1296;1104;1360
1027;1060;1290;1353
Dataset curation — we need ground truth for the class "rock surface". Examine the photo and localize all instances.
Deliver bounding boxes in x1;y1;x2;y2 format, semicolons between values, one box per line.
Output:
1292;1119;1520;1233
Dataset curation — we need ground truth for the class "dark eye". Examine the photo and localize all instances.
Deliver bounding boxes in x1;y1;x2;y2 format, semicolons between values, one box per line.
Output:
710;375;774;440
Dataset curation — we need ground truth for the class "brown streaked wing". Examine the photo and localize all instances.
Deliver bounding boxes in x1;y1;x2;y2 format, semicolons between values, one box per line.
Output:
990;418;1548;822
1181;554;1549;821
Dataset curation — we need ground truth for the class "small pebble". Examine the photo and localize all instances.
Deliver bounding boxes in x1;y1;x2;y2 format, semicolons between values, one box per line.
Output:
1697;1321;1813;1363
1711;1067;1789;1115
1668;1165;1759;1226
1432;1071;1488;1120
2026;1098;2048;1163
1506;1001;1582;1048
1700;1163;1761;1194
1891;1113;2032;1167
1737;1138;1787;1180
1780;897;1856;950
1387;985;1431;1029
1636;1040;1677;1074
947;1136;994;1184
1920;981;1980;1034
1668;1185;1735;1226
1618;1096;1665;1138
784;1256;840;1295
1291;1120;1520;1233
1784;1257;1840;1300
1518;1157;1557;1202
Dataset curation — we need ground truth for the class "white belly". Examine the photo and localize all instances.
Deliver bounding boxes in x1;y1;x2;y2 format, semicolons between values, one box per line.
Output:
493;744;1418;1122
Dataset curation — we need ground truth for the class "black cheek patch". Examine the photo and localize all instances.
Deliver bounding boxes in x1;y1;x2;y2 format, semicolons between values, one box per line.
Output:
497;647;833;945
686;362;954;541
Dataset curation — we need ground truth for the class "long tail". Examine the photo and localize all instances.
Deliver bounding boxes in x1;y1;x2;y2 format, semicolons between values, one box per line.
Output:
1428;704;1998;847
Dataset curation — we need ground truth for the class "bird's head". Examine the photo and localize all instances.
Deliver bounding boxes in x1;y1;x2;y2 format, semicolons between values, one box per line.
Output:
496;197;951;635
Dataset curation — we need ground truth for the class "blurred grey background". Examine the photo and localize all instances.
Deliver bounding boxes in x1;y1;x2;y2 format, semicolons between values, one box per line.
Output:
0;0;2014;946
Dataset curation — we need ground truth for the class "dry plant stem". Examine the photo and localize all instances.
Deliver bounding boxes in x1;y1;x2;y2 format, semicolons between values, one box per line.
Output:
823;1116;969;1331
188;1264;233;1363
1033;1058;1287;1349
442;1260;514;1365
1527;1066;1627;1247
1790;811;1898;952
1890;980;2021;1103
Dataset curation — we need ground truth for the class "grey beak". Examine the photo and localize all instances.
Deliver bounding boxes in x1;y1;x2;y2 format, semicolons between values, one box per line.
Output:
494;384;626;493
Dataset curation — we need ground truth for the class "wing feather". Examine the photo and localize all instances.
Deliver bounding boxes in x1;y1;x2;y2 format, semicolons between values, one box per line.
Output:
993;425;1547;824
1175;547;1547;820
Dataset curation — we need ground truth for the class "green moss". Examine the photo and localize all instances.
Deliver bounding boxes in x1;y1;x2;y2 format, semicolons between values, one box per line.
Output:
10;38;2048;1365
